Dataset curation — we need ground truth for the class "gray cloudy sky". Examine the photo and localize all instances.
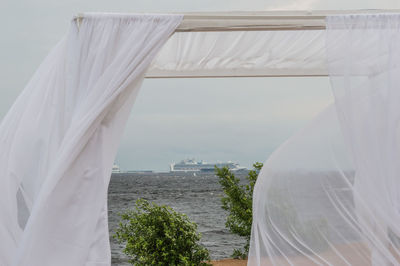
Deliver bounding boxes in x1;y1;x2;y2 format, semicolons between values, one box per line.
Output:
1;0;399;171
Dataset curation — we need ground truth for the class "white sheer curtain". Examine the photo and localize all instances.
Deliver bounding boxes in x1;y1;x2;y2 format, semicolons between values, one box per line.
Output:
0;13;182;266
148;30;327;77
249;14;400;265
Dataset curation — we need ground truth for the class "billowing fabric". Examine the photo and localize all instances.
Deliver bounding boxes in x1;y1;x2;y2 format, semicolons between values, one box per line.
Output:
148;30;327;77
0;13;182;266
249;14;400;265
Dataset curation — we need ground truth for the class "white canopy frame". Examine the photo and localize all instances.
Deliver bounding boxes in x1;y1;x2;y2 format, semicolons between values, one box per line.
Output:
75;10;400;32
75;9;399;78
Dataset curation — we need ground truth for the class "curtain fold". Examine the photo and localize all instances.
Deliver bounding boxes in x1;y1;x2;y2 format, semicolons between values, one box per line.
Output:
249;14;400;266
0;13;182;266
327;14;400;266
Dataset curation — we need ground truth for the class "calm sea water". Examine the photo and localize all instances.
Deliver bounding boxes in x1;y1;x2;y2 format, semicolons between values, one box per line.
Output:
108;172;247;265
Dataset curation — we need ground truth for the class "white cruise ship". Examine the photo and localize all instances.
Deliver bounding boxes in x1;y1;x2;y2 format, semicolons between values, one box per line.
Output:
111;164;121;173
170;159;247;173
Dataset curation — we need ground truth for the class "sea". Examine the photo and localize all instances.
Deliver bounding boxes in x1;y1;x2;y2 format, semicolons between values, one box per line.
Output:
108;172;247;265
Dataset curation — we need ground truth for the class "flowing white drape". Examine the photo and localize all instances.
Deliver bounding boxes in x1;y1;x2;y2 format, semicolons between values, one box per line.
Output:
0;13;182;266
249;14;400;265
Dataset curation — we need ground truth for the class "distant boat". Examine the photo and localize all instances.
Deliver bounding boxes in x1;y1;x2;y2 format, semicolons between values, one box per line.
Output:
112;164;121;173
170;159;247;173
126;170;154;174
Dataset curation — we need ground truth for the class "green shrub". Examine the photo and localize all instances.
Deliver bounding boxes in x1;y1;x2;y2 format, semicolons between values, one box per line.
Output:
114;198;210;266
215;162;263;259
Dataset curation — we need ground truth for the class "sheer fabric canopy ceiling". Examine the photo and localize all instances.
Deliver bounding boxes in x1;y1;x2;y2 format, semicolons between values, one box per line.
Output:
75;10;399;78
143;10;400;78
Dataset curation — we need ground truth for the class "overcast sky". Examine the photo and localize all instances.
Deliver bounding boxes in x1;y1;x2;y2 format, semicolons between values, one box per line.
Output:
1;0;400;171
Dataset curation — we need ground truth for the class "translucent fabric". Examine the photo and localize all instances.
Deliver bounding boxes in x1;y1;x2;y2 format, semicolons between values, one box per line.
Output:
148;30;327;77
249;14;400;266
0;13;182;266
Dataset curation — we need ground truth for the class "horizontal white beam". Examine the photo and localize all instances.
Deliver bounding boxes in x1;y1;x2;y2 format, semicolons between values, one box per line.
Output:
178;10;400;31
145;69;328;78
75;10;400;32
